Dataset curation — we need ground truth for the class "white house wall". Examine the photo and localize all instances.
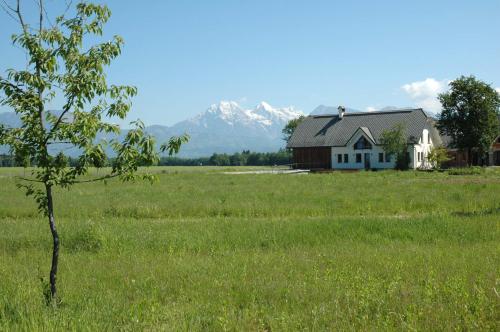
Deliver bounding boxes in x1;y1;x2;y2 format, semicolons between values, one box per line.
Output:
330;129;434;170
413;128;434;169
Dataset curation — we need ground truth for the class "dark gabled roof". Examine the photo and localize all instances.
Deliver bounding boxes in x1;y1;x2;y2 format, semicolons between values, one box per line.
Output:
287;108;435;148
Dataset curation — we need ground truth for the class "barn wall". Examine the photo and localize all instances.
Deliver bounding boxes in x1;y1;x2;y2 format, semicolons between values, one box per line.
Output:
292;147;331;169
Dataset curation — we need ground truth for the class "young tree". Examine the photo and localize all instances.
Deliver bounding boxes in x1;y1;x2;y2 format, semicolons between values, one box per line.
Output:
427;145;451;170
0;1;187;302
437;76;500;165
380;123;410;170
282;115;305;142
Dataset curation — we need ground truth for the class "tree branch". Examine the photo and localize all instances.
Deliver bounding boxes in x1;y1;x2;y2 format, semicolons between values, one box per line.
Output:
38;0;42;33
1;0;15;11
44;103;72;144
0;1;20;23
15;176;43;183
73;173;120;184
16;0;26;33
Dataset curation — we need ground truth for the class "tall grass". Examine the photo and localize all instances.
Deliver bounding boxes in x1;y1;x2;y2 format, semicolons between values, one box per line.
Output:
0;167;499;330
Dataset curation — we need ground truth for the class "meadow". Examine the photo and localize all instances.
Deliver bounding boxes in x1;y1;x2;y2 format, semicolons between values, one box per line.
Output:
0;166;499;331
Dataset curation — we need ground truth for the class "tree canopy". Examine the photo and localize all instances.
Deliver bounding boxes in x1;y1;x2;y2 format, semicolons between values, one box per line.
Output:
380;123;410;170
0;1;187;302
437;76;500;163
282;115;305;142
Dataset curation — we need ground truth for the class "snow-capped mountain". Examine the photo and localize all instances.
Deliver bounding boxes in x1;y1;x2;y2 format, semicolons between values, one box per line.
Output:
146;101;304;157
0;101;304;157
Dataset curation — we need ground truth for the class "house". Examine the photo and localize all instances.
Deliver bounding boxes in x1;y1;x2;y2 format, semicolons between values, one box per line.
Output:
286;107;442;170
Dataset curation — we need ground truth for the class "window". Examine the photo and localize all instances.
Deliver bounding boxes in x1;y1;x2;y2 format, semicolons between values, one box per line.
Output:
337;154;342;163
378;153;384;163
417;152;421;162
344;154;349;163
356;153;362;163
354;136;372;150
385;153;392;162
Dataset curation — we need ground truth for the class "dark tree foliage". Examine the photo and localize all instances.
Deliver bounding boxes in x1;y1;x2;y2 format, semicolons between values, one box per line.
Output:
0;150;292;168
437;76;500;165
160;150;292;167
282;116;305;142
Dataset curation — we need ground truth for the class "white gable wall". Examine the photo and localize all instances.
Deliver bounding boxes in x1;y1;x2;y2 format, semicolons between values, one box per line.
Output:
330;129;433;170
331;130;397;169
413;128;434;169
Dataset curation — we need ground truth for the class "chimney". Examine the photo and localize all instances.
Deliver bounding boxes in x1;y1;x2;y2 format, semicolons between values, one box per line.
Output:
338;106;346;119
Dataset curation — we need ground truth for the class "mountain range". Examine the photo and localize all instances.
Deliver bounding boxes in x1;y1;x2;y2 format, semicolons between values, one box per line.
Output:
0;102;413;157
145;101;304;157
0;101;303;157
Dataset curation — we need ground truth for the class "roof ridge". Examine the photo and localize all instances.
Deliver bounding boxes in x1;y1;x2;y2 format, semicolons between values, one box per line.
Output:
344;109;421;116
310;108;423;118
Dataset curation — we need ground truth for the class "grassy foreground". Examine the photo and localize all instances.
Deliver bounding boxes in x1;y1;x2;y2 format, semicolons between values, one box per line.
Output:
0;167;499;330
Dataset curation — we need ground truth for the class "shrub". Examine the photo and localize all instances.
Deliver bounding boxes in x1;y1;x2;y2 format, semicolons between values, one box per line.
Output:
427;146;451;169
447;167;484;175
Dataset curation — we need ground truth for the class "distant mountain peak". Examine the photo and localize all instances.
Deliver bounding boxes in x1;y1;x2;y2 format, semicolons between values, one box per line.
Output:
207;100;241;114
165;100;304;156
255;101;273;111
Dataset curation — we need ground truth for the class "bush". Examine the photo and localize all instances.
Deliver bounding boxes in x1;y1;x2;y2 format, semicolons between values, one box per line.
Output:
447;167;484;175
428;146;451;169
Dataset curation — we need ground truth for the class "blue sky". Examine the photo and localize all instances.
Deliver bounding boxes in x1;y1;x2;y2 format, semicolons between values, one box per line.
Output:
1;0;499;125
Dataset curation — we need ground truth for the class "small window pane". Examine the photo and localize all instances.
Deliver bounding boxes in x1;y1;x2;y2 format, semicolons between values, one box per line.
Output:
385;153;392;162
344;154;348;163
356;153;362;163
338;154;342;163
378;153;384;162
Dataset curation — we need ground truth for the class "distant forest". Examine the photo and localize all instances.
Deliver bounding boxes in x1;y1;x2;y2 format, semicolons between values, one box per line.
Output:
0;150;292;167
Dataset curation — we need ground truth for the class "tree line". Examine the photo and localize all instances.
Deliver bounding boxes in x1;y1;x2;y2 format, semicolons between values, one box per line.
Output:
0;150;292;167
163;150;291;166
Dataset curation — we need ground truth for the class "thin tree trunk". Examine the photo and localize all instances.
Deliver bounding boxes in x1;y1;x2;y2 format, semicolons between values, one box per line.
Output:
45;184;59;300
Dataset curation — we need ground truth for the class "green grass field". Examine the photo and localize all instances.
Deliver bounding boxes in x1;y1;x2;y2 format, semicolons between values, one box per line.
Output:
0;167;499;331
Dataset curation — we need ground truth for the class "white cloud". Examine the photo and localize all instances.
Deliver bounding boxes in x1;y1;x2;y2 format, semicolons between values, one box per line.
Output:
402;78;449;113
495;88;500;94
365;106;377;112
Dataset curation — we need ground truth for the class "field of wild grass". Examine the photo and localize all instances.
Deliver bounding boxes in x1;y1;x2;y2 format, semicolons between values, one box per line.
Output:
0;166;499;330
